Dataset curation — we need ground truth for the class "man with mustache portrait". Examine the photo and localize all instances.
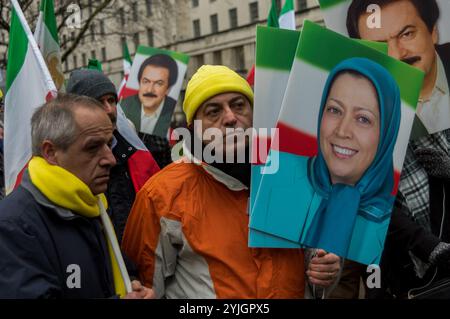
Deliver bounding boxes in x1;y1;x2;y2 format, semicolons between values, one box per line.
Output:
347;0;450;135
121;54;178;168
344;0;450;299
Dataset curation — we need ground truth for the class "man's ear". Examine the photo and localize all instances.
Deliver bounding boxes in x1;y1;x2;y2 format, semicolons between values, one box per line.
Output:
432;25;438;45
40;140;59;165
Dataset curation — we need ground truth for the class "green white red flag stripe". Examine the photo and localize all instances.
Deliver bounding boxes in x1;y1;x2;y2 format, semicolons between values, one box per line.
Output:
4;0;57;194
118;42;132;97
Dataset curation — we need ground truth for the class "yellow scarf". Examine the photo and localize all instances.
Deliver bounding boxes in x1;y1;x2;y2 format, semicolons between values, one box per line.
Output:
28;156;126;298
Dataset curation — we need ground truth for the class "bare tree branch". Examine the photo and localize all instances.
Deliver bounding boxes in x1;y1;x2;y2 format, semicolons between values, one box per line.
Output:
61;0;113;62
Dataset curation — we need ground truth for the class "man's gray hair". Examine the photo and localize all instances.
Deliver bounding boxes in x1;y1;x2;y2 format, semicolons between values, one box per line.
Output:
31;94;104;156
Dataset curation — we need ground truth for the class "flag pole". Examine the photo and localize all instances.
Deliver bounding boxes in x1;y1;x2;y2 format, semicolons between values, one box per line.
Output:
10;0;57;95
98;199;133;294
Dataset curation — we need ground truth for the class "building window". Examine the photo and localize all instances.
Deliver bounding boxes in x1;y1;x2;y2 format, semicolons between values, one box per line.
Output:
100;20;105;35
90;24;95;41
297;0;307;11
192;0;199;8
132;2;139;21
193;19;201;37
233;46;245;71
146;0;152;16
194;54;204;70
91;50;96;59
147;28;154;47
119;8;125;25
229;8;238;28
133;32;140;51
210;14;218;33
102;47;107;61
73;55;77;69
213;51;222;65
249;2;259;22
82;53;87;67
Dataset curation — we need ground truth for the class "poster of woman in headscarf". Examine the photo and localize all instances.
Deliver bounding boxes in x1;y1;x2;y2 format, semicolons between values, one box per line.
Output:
249;21;424;265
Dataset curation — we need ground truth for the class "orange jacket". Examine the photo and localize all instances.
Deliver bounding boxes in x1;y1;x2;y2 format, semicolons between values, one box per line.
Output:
122;160;305;298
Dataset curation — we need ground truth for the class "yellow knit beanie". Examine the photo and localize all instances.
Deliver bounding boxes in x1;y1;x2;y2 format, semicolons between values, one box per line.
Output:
183;65;254;125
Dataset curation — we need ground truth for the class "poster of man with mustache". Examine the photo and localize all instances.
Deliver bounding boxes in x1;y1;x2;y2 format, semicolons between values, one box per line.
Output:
318;0;450;298
120;46;189;139
319;0;450;135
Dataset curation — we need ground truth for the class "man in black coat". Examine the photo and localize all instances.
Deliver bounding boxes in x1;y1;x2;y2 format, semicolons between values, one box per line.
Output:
0;95;153;299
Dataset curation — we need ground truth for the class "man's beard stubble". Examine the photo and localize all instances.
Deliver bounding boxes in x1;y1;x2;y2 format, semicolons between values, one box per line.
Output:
187;127;252;187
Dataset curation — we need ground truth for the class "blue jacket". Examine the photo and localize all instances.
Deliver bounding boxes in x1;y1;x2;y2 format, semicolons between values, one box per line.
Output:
0;172;117;298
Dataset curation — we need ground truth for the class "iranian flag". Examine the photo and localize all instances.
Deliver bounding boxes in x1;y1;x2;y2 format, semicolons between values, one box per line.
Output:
115;103;160;192
247;0;296;86
117;42;132;98
4;0;57;194
34;0;64;90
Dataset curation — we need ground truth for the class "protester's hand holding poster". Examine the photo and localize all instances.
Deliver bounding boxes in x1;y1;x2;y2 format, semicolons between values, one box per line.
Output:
318;0;450;136
120;46;189;139
249;21;424;265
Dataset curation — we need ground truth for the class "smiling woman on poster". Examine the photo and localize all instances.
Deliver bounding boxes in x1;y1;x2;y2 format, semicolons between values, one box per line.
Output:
249;57;402;265
302;57;401;261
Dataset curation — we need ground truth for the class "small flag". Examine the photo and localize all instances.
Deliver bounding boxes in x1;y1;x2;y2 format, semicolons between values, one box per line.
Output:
34;0;64;90
118;42;132;98
247;0;296;86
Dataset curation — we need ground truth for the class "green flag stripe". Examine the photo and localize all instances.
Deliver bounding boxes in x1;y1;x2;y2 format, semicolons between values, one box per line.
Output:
267;0;279;28
6;9;28;93
41;0;59;45
123;42;132;64
256;26;300;71
319;0;350;10
296;21;424;107
137;46;190;64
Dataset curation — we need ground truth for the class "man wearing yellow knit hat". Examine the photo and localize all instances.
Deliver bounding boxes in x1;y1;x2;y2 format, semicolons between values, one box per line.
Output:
122;65;340;298
0;94;153;299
